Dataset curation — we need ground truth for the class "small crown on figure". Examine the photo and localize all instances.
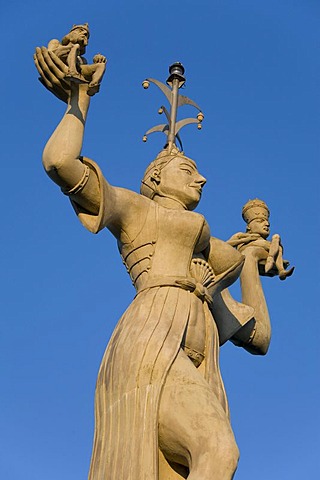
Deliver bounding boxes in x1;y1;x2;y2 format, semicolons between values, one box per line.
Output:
70;23;90;35
242;198;270;224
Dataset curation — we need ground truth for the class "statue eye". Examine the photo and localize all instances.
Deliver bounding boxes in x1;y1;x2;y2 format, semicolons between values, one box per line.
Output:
181;168;192;175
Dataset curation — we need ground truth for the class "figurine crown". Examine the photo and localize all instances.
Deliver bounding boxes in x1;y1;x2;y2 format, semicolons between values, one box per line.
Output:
242;198;270;224
70;23;90;34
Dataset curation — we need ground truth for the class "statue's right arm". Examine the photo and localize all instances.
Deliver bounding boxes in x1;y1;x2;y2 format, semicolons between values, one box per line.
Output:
34;47;142;234
34;47;101;213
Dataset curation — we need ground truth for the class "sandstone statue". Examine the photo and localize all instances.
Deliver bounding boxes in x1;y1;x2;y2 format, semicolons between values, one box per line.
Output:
34;30;293;480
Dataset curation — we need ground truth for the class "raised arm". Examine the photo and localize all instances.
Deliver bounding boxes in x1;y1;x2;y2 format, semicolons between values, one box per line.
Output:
34;46;150;237
34;47;102;214
237;245;271;355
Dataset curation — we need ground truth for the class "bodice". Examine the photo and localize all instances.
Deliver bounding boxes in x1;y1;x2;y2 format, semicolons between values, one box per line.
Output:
118;201;212;292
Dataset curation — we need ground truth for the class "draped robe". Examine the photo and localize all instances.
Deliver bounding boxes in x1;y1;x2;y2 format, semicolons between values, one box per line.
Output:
68;158;252;479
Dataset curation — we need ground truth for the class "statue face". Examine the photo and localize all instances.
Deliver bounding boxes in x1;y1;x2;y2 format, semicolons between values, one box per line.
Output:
248;217;270;239
70;27;89;46
157;157;206;210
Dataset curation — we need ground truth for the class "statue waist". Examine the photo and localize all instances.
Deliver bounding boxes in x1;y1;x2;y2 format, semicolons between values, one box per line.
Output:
136;275;213;306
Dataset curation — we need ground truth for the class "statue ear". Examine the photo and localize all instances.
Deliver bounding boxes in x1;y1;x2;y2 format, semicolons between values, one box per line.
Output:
150;168;161;185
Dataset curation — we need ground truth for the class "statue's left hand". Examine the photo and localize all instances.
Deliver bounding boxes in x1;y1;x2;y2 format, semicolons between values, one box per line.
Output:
33;47;70;103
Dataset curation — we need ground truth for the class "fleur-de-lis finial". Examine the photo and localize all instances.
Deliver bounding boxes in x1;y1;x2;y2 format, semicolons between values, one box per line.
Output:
142;62;204;152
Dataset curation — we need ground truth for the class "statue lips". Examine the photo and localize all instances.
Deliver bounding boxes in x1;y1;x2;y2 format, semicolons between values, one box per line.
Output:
188;183;203;198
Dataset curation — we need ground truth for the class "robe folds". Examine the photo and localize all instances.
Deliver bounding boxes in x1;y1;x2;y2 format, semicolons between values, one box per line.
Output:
69;158;238;480
89;286;227;480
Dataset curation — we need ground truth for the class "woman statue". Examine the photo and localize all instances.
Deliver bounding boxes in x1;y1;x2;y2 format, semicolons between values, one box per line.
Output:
34;45;272;480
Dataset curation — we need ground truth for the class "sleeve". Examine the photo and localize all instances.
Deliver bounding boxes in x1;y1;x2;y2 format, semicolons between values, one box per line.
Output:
69;156;114;234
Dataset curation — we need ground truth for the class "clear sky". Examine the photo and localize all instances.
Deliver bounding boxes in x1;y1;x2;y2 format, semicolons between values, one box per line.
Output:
1;1;319;478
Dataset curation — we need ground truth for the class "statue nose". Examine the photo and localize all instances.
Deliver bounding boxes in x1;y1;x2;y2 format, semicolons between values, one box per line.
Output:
197;175;206;187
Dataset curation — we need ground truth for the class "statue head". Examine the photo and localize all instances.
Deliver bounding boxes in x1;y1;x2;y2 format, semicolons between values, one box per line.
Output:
140;146;206;210
242;198;270;239
62;23;90;49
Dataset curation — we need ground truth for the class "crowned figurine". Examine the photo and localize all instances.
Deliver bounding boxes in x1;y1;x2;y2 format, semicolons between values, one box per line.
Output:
47;23;106;96
228;199;294;280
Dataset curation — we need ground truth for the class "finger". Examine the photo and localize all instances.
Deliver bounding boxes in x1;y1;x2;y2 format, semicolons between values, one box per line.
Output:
35;49;68;102
47;50;69;76
34;50;54;89
41;47;66;83
36;47;61;86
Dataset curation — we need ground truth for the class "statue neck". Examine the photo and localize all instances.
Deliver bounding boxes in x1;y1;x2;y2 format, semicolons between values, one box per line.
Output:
153;194;187;210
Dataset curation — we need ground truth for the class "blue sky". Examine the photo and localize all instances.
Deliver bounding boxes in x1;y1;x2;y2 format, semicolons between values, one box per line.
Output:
1;1;319;478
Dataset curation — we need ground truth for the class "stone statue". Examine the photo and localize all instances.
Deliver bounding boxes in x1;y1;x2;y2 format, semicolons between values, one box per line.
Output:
228;199;294;280
34;30;293;479
47;24;106;96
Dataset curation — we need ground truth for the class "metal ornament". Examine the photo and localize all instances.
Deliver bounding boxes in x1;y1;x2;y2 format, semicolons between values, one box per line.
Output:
142;62;204;151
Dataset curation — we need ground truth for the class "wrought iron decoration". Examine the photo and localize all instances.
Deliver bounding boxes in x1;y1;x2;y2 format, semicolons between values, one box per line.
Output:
142;62;204;151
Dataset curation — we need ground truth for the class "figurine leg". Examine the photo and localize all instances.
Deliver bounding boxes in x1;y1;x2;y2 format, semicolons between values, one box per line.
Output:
158;349;239;480
265;234;281;273
66;43;81;78
272;238;295;280
279;266;295;280
87;64;106;96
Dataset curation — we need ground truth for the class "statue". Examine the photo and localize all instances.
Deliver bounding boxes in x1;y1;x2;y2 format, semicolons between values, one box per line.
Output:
47;24;106;96
34;28;294;480
228;199;294;280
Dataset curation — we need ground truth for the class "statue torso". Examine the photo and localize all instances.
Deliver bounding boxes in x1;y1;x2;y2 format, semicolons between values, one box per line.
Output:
117;201;211;291
117;200;213;364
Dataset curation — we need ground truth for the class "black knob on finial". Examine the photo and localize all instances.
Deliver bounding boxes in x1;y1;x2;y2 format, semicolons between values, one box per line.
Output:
167;62;186;86
169;62;185;77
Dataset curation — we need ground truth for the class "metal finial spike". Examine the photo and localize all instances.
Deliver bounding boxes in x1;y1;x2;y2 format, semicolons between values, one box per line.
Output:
142;63;204;149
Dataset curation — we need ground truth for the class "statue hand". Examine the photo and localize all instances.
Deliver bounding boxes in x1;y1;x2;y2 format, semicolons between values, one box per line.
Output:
235;233;260;244
227;232;260;247
33;47;71;103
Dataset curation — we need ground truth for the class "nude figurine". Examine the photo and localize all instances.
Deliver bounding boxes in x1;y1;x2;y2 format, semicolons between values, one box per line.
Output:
228;198;294;280
47;23;106;96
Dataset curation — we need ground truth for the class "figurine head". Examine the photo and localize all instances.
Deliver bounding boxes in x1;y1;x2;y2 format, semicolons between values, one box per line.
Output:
62;23;90;51
242;198;270;239
140;146;206;210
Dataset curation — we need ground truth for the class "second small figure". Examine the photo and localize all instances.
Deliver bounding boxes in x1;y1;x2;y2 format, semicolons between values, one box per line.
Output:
228;198;294;280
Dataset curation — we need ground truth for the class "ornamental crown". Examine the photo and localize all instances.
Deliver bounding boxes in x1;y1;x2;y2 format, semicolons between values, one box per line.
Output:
242;198;270;224
70;23;90;34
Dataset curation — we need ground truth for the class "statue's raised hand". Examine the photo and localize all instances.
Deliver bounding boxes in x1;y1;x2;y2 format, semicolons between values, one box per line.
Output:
33;47;71;103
